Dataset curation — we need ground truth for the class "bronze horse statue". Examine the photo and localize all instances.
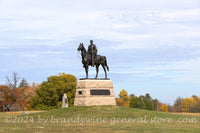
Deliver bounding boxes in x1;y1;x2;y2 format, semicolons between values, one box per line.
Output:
77;43;109;79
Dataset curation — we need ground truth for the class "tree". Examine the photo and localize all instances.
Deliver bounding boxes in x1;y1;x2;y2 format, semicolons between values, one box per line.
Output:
138;95;146;109
129;94;135;99
18;78;28;89
152;99;160;111
15;78;28;111
0;85;8;112
6;72;20;90
181;98;195;112
6;72;20;103
119;89;129;102
116;98;127;107
173;97;183;112
1;74;38;111
129;93;157;111
182;98;195;112
145;93;152;101
144;93;154;110
0;85;15;104
192;95;198;101
15;88;26;111
167;104;174;112
117;89;129;107
190;100;200;113
129;96;139;108
180;96;200;113
129;95;146;109
0;85;15;112
31;73;77;110
160;104;168;112
24;82;38;110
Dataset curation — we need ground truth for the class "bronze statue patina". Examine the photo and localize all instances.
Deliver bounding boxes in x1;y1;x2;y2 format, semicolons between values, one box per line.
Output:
77;40;109;79
88;40;97;67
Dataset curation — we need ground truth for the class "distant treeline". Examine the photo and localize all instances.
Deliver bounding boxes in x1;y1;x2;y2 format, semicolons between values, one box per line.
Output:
116;89;200;113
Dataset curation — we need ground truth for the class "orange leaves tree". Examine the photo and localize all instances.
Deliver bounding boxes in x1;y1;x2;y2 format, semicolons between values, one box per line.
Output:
0;85;16;111
116;89;130;107
23;83;37;110
15;87;26;111
0;73;37;111
0;85;15;105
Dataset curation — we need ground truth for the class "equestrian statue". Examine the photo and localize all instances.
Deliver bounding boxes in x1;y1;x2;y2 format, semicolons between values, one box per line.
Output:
77;40;109;79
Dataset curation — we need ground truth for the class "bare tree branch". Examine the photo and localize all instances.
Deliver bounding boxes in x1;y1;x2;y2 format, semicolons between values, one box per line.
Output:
6;72;20;90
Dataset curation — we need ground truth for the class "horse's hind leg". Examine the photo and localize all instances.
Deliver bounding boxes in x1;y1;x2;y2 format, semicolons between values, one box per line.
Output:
102;65;107;79
85;66;88;79
95;65;99;79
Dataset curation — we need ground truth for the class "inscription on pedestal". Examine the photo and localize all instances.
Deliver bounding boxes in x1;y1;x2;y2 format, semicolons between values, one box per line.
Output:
90;90;110;95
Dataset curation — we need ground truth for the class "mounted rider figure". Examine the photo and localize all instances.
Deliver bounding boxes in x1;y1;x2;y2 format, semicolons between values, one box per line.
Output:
88;40;97;67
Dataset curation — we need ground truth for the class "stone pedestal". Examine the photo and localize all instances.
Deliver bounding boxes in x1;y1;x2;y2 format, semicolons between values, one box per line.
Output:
74;79;116;106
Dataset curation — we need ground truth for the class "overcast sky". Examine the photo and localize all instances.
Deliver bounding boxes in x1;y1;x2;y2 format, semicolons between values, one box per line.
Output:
0;0;200;104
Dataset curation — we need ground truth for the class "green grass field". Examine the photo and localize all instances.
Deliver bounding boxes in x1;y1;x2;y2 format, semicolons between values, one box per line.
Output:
0;106;200;133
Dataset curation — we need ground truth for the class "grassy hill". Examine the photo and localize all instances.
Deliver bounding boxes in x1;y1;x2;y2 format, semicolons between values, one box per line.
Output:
0;106;200;133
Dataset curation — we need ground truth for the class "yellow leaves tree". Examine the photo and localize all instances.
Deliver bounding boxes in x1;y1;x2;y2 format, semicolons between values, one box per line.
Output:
160;104;168;112
181;98;196;112
116;89;130;107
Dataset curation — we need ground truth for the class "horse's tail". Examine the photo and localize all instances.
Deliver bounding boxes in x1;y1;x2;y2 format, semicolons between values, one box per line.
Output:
103;56;109;71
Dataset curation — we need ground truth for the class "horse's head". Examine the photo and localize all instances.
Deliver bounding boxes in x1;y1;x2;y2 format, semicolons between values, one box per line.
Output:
77;43;84;51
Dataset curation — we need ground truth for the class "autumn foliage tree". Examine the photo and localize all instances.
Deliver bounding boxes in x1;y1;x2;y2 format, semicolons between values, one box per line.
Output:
182;97;196;112
0;73;38;111
0;85;15;106
160;104;168;112
116;89;130;107
15;88;26;111
23;83;37;110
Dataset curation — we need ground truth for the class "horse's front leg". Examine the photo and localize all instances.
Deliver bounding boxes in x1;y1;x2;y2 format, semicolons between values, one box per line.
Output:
85;65;88;79
86;66;89;79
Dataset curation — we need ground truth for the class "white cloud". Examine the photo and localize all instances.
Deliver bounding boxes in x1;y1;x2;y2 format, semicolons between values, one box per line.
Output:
144;57;200;84
0;2;199;44
158;9;200;22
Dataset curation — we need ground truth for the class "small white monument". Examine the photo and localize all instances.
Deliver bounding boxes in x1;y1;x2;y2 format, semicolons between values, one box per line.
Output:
62;94;68;108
